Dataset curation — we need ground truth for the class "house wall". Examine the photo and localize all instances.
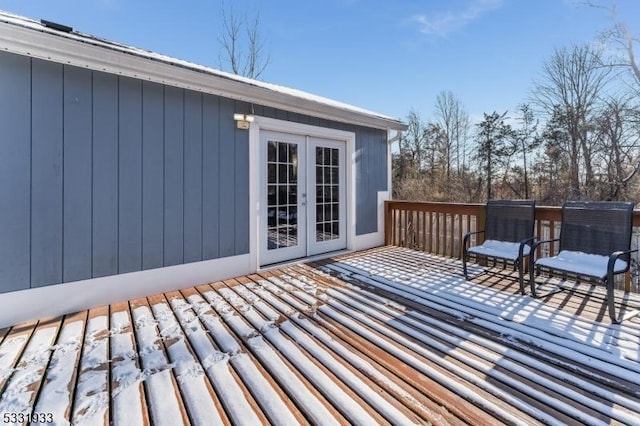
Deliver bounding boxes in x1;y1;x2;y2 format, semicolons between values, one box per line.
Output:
0;51;387;293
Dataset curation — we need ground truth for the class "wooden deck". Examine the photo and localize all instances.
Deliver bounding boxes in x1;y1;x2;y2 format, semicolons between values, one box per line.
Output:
0;246;639;425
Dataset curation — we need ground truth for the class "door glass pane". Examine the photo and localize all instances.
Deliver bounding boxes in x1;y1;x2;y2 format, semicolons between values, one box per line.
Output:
267;141;299;250
268;142;276;162
267;185;277;206
268;164;277;183
315;146;340;242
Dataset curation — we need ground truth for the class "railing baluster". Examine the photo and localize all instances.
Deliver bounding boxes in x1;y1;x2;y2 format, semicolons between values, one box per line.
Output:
427;211;432;253
457;214;463;259
435;213;441;256
422;211;427;252
448;213;452;257
536;220;542;259
403;209;408;247
549;220;555;256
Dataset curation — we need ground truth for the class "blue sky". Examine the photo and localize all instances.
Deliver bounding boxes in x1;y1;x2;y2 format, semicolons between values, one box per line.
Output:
1;0;638;123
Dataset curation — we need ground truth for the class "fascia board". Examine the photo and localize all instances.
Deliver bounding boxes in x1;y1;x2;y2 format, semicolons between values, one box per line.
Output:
0;22;408;131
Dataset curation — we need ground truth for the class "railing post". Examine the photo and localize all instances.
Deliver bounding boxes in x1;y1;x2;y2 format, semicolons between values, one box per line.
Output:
384;200;391;245
476;205;486;245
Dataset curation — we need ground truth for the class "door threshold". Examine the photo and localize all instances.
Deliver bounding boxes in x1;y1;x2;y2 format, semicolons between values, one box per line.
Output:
259;249;352;271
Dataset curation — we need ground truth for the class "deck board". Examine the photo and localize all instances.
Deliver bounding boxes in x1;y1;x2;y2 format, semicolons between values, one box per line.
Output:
130;297;189;426
109;301;150;426
72;305;110;426
34;311;86;423
0;246;639;425
147;292;228;426
0;318;60;419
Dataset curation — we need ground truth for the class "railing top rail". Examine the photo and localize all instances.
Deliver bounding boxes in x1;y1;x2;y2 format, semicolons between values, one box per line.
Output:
385;200;484;215
386;200;640;226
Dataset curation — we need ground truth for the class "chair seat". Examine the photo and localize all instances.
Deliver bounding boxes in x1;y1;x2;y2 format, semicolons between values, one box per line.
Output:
534;250;628;280
467;239;530;262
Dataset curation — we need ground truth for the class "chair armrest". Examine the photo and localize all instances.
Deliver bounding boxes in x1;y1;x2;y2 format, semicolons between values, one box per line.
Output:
530;238;560;263
519;236;537;245
607;248;639;275
463;230;485;249
518;236;538;258
531;238;560;252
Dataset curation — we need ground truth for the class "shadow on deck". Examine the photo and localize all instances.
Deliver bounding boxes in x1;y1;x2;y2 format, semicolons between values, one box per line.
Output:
0;246;639;425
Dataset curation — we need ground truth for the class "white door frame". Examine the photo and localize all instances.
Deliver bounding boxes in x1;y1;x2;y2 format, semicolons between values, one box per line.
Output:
306;137;347;256
249;116;356;271
259;130;308;265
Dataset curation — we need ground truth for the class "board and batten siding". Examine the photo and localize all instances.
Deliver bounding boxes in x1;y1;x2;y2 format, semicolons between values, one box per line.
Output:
0;50;387;293
0;52;249;292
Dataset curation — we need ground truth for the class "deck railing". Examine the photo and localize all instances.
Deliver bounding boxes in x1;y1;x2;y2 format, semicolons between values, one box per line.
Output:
384;200;640;292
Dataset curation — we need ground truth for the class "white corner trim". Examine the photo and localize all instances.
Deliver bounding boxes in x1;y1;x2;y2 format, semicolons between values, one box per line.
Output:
249;123;260;273
387;132;393;197
353;232;385;251
378;190;390;237
347;132;357;253
351;191;389;251
0;254;251;328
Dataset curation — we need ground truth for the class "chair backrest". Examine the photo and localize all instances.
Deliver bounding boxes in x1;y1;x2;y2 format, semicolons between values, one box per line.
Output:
484;199;536;243
560;201;635;263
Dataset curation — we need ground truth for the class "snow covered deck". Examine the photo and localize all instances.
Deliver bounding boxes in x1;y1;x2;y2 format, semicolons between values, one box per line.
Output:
1;246;640;425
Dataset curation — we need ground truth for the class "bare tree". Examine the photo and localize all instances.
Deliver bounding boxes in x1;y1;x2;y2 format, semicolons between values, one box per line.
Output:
586;1;640;94
592;95;640;199
400;109;428;180
218;5;270;79
434;91;470;180
533;44;612;198
513;103;541;199
474;111;514;200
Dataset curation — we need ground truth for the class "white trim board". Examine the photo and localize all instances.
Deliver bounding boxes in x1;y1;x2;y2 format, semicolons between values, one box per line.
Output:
0;16;406;132
0;254;251;328
249;116;357;269
350;191;389;252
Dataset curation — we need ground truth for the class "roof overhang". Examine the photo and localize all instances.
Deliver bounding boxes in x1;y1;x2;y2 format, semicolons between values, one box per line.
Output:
0;13;407;132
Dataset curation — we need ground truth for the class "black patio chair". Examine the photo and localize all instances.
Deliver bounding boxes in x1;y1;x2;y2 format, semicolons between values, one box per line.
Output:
462;199;536;294
529;201;638;323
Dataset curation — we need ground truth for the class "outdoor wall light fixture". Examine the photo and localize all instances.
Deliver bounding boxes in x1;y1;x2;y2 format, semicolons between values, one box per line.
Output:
234;113;254;129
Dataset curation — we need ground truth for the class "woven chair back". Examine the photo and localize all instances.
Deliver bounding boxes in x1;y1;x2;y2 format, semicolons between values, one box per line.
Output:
484;200;536;243
560;201;635;263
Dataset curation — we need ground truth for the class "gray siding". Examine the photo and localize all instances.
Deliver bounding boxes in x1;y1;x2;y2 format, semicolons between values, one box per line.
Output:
202;95;220;260
0;50;386;294
142;81;165;270
63;66;93;282
163;86;185;266
118;77;144;273
0;52;251;293
218;97;237;257
31;59;64;288
184;90;204;263
0;53;31;292
92;72;119;278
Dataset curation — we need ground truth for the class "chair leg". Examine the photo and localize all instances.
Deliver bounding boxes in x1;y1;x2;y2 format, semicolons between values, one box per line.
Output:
518;258;525;295
529;262;538;297
606;281;619;324
462;248;469;280
606;269;620;324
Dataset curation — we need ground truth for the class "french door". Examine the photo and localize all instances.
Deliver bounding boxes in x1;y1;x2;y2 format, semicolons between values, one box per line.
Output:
260;130;346;266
